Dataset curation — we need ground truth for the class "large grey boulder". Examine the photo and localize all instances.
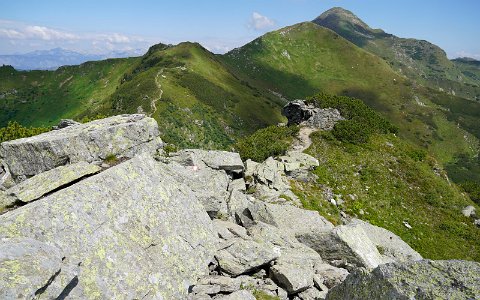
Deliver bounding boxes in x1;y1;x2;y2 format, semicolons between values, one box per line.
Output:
271;263;314;294
215;238;279;276
0;154;218;299
282;100;344;129
1;162;101;209
248;201;334;237
298;222;389;270
0;238;65;299
165;162;230;218
326;260;480;300
170;149;244;174
0;114;162;182
299;220;422;271
351;219;422;263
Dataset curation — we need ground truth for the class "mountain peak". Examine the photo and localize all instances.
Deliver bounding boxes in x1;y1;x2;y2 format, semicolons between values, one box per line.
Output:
314;7;373;32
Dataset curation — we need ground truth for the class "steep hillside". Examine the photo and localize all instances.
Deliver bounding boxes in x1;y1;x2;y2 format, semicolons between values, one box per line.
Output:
313;7;480;101
222;22;479;172
0;59;138;127
452;57;480;91
0;43;285;149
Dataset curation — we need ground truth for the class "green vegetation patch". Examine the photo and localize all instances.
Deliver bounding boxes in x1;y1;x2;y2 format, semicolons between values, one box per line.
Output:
307;93;398;144
0;121;50;143
296;131;479;261
235;125;299;162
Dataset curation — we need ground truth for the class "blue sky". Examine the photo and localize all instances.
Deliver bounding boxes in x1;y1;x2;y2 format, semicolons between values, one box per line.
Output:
0;0;479;58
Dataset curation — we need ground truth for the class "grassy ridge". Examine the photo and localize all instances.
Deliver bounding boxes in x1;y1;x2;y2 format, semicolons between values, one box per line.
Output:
0;42;286;149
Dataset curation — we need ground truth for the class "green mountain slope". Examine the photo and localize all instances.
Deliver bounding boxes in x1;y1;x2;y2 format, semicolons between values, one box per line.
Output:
0;58;138;127
300;130;479;261
0;43;286;149
313;7;480;101
222;22;479;172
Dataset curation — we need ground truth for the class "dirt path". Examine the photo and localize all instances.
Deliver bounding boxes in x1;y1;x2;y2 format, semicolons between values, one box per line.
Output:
150;69;163;116
290;126;318;152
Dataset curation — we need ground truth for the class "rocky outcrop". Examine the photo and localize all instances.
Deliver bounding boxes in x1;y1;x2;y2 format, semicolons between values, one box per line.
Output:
0;154;217;299
326;260;480;300
282;100;344;129
298;219;422;271
0;114;162;183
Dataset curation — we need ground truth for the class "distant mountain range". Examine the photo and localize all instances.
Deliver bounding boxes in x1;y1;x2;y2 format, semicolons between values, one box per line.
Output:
0;48;146;70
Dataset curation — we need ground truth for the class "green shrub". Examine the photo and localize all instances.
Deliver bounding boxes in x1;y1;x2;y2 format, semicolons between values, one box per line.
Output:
460;181;480;205
104;154;118;164
235;125;299;162
0;121;50;143
77;114;108;123
306;93;398;144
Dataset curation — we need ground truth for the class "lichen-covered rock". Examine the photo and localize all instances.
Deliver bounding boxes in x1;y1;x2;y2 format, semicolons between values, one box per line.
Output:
164;161;230;218
326;260;480;300
248;201;334;237
314;263;349;289
350;219;422;263
253;157;288;191
278;152;319;173
215;290;256;300
298;222;389;270
2;162;101;208
0;238;65;299
271;262;314;294
170;149;244;173
298;287;327;300
0;154;217;299
215;238;279;276
0;114;162;182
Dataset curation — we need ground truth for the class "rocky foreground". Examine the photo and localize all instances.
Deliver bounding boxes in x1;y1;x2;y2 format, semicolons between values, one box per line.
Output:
0;114;479;299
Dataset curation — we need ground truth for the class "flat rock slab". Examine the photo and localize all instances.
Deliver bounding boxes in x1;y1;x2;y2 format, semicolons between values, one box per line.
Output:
326;260;480;300
0;154;217;299
0;238;64;300
4;162;101;205
0;114;161;182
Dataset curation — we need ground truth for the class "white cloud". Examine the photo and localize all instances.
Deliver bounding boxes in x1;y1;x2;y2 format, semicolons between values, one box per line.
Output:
0;19;152;54
249;12;275;31
454;50;480;59
25;26;78;40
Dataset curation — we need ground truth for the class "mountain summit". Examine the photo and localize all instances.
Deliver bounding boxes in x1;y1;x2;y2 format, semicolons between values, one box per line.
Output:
313;7;480;101
313;7;386;41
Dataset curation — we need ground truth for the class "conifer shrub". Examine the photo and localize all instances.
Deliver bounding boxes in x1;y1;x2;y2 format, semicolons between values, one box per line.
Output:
306;93;398;144
0;121;49;143
235;125;299;162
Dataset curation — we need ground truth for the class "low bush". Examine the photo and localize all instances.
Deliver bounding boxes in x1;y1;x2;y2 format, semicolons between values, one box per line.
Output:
306;93;398;144
460;181;480;205
235;125;299;162
0;121;50;143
